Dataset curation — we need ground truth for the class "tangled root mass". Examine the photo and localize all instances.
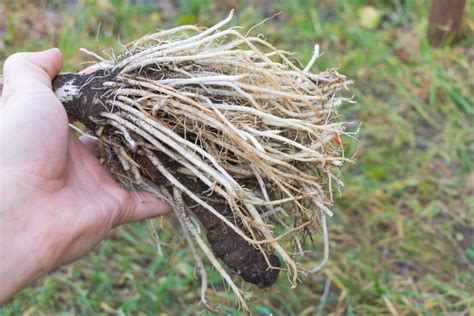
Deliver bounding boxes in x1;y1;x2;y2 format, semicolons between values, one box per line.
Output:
52;11;355;311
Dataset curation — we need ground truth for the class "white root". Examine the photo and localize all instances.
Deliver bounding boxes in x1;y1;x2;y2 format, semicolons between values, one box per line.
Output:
78;12;354;311
173;165;250;311
166;187;213;311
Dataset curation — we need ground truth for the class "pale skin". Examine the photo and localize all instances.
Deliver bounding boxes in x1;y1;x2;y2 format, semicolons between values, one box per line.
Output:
0;48;171;304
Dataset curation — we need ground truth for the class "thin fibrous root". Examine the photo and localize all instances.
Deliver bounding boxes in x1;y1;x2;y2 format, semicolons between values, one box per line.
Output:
48;11;355;311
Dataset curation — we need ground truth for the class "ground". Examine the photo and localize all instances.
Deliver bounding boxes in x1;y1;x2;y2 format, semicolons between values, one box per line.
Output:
1;0;473;314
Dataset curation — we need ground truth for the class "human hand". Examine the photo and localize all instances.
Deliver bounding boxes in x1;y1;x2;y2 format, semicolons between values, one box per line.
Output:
0;49;171;303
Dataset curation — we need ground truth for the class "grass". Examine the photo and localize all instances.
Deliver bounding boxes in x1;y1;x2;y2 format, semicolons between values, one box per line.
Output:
1;0;473;314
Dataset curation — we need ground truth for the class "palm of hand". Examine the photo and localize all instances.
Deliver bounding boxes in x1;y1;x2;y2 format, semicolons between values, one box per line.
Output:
0;49;169;302
1;54;126;266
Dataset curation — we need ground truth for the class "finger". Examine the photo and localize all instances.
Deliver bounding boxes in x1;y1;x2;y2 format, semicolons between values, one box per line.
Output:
1;48;62;101
79;65;99;75
113;190;172;227
79;134;99;157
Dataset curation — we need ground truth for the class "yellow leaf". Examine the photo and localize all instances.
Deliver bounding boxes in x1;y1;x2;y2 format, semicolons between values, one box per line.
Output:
359;6;381;29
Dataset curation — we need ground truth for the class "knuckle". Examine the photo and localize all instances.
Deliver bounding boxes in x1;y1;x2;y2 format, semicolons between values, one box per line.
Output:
3;52;27;69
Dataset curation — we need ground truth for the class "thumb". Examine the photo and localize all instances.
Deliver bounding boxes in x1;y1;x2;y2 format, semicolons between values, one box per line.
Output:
113;190;172;227
1;48;62;101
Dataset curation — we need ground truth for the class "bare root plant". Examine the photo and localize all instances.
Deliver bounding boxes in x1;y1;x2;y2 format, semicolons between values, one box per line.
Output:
49;11;355;312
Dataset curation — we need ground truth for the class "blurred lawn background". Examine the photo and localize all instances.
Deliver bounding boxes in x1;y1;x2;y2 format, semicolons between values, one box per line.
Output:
1;0;473;314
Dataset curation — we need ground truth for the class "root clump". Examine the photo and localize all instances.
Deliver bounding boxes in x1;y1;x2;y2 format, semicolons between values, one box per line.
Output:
52;11;355;311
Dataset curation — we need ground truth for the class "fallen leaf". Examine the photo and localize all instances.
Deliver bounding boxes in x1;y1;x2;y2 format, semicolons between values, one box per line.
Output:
359;6;380;30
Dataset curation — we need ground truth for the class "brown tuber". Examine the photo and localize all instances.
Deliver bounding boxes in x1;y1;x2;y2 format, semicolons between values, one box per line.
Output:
53;69;281;287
